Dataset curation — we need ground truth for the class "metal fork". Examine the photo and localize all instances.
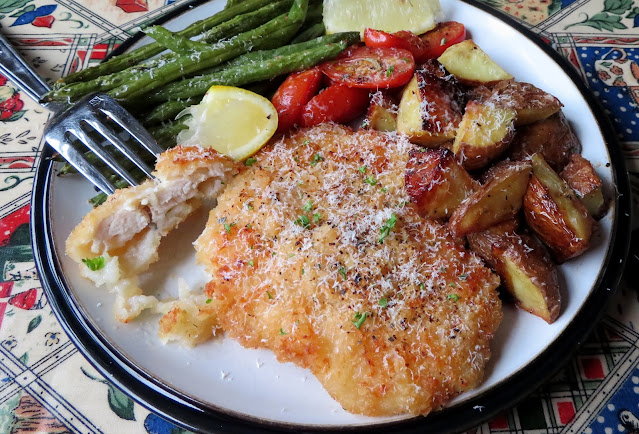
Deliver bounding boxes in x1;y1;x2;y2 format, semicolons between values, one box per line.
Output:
0;32;164;194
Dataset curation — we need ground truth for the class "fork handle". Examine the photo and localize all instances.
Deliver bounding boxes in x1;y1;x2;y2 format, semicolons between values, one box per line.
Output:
0;32;50;102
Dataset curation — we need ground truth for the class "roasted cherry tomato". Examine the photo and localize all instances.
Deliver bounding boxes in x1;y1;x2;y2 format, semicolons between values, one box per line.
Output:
394;31;431;63
301;84;370;127
320;46;415;89
419;21;466;59
271;67;323;132
364;28;412;51
365;28;433;63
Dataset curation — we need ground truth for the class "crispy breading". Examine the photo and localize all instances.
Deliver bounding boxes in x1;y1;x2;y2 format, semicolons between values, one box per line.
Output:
193;124;502;416
66;146;239;322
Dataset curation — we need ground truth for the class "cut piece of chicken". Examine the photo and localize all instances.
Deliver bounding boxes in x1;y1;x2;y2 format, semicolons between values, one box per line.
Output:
66;145;240;322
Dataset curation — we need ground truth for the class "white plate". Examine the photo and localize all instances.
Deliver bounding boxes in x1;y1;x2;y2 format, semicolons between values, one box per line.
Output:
31;0;632;432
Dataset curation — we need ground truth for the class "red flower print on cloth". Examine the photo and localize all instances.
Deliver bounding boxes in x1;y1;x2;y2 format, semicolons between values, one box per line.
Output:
10;4;57;27
0;74;26;122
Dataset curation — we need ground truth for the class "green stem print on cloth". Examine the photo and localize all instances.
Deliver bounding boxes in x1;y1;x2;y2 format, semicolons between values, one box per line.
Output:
566;0;639;30
81;367;136;421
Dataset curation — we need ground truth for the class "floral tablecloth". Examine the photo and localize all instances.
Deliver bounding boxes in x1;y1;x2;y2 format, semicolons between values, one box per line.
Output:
0;0;637;432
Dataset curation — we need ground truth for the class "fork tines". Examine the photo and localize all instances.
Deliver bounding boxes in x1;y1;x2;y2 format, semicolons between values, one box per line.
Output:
45;94;164;195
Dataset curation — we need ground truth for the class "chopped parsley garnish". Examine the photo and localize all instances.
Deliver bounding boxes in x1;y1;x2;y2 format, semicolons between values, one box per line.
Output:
206;298;212;304
447;294;460;302
244;157;257;166
338;266;347;279
246;202;253;210
279;328;287;335
294;215;310;228
313;213;321;223
247;223;252;229
224;221;237;234
419;283;425;290
267;291;273;299
458;273;468;281
82;256;105;271
449;282;457;288
381;187;388;193
310;153;324;166
378;213;397;243
359;165;367;173
378;298;388;308
364;176;377;186
248;260;254;266
386;65;395;77
303;199;313;213
302;139;310;146
352;311;368;329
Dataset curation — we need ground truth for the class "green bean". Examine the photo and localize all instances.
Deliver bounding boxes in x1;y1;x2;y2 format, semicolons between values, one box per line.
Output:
305;1;323;23
144;0;291;56
290;22;325;44
200;32;359;75
58;0;282;85
147;40;348;105
110;0;307;101
148;118;190;148
143;98;199;125
45;1;293;102
225;0;244;9
144;26;213;55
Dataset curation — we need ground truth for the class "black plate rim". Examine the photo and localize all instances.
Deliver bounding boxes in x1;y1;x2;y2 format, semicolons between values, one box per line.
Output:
31;0;633;432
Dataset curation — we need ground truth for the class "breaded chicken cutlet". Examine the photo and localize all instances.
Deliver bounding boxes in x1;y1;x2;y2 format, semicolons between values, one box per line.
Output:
66;146;239;322
187;124;502;416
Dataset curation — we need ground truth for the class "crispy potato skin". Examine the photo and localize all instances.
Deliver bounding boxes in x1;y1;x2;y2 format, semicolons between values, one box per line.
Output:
449;160;531;237
465;220;519;269
523;172;593;263
397;64;463;146
560;154;607;219
452;100;516;170
509;112;581;171
437;40;513;86
483;81;562;126
365;91;398;132
468;228;561;323
405;148;478;219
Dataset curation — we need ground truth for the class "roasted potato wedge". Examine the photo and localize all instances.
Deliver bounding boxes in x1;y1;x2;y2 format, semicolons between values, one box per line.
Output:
469;229;561;323
449;160;532;237
483;81;563;126
493;233;561;323
364;91;398;132
452;100;516;170
396;66;463;146
509;111;581;171
405;148;478;219
523;154;594;262
437;40;513;86
466;219;520;268
560;154;607;219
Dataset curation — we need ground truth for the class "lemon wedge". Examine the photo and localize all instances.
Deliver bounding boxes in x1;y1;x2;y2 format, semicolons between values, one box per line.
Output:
176;86;278;161
323;0;442;36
